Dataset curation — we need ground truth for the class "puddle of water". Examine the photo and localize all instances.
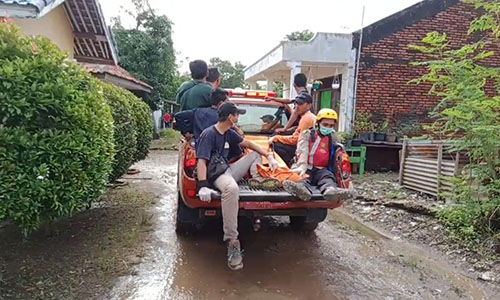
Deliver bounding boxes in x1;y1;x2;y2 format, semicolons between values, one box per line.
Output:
172;227;341;300
107;152;180;300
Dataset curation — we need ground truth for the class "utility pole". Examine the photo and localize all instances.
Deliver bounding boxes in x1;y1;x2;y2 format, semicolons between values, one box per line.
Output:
352;5;366;132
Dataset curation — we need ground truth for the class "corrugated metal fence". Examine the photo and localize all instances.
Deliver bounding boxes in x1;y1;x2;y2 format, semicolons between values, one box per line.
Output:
399;140;467;198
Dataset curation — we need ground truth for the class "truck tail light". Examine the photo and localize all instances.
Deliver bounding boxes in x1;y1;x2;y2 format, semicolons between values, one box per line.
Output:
187;189;196;197
341;155;351;179
184;148;196;168
184;147;197;178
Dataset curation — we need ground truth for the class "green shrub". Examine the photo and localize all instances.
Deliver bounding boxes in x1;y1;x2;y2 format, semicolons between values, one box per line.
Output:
129;96;153;162
410;0;500;245
0;23;114;234
101;83;137;182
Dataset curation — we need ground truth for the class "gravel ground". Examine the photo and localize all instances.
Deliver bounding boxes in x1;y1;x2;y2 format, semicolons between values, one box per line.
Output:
343;172;500;286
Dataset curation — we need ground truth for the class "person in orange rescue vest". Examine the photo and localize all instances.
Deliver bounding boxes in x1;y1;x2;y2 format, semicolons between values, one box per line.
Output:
283;108;351;202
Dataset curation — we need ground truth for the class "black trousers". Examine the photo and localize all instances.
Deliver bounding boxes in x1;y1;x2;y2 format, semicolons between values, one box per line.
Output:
273;142;296;167
306;167;337;193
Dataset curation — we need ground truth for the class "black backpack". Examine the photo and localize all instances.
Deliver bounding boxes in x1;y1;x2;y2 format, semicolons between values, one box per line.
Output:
173;110;194;134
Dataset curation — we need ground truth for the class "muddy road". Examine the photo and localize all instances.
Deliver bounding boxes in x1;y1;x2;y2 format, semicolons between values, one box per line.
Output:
107;151;495;300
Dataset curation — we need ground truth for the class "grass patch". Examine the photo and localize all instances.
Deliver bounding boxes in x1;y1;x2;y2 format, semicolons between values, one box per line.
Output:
0;183;156;300
151;128;181;150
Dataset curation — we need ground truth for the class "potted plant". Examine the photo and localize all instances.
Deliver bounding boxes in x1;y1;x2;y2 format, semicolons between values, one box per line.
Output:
386;125;397;143
312;80;322;90
374;120;388;141
337;132;355;147
353;112;374;141
331;76;340;90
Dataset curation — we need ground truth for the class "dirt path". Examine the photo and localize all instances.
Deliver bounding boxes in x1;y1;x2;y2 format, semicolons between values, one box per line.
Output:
107;151;497;300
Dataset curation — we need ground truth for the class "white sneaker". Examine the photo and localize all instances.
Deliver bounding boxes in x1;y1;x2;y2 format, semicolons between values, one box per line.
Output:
227;240;243;271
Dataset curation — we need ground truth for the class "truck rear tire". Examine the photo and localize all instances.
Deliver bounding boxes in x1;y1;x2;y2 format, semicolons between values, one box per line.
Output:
175;193;199;235
290;216;319;232
290;208;327;231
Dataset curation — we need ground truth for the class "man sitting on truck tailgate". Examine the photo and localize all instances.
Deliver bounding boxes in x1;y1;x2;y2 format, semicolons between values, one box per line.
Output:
196;102;279;271
284;109;351;202
268;89;316;167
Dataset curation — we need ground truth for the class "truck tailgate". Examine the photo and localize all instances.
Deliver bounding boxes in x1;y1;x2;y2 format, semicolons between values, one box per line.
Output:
238;181;325;202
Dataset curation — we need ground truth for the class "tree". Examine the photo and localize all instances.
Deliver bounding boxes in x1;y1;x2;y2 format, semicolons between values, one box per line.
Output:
285;30;314;41
209;57;245;89
112;0;178;109
410;0;500;243
273;82;284;98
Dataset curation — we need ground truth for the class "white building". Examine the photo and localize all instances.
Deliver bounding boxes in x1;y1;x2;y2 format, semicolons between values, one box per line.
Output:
244;32;356;132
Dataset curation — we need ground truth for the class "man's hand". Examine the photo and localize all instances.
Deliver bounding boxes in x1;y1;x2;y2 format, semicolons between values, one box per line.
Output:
233;125;244;137
274;128;285;134
290;165;307;176
267;154;279;171
198;187;216;202
264;96;276;102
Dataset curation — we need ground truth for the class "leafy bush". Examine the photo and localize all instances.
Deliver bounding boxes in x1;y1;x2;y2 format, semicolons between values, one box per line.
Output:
129;95;153;162
0;23;114;234
101;83;137;182
410;0;500;245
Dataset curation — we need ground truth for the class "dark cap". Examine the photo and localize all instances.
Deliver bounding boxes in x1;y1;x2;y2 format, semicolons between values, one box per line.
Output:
218;102;246;119
295;92;313;104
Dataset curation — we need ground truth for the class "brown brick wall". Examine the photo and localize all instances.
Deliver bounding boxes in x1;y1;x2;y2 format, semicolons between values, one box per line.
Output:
356;2;500;130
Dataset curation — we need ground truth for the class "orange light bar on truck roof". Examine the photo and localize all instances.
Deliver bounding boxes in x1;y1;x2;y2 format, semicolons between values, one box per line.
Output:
245;91;277;98
227;90;277;98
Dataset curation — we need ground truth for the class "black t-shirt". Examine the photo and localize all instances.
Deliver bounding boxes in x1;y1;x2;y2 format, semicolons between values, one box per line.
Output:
196;125;243;163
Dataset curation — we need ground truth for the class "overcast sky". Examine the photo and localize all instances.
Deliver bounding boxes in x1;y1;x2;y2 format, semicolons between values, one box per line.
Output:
100;0;422;72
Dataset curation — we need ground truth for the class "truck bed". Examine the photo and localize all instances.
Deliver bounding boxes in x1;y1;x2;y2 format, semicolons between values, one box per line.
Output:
237;179;325;202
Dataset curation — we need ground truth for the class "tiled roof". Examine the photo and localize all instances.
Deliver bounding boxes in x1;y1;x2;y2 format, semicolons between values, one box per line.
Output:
79;62;153;90
64;0;118;64
0;0;66;18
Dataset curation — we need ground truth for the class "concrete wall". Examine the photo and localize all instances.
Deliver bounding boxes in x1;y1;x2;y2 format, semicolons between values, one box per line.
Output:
283;33;352;64
14;6;74;58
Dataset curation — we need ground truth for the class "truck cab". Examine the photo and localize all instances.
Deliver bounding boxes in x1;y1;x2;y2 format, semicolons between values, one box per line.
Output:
176;89;352;233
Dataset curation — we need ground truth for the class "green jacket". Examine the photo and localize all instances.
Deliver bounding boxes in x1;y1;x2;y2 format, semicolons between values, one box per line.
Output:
176;80;212;111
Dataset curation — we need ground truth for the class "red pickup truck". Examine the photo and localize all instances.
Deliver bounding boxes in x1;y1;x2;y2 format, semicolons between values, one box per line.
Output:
176;89;352;233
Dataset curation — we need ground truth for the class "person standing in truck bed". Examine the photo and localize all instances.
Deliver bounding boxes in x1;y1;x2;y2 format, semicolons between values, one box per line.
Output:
268;74;316;167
